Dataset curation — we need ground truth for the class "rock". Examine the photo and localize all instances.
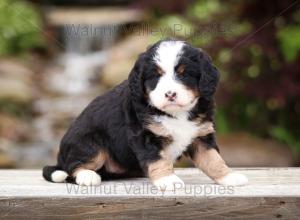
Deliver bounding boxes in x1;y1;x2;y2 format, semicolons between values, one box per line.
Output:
0;58;33;81
0;78;33;103
0;138;58;168
33;96;90;143
44;52;107;95
0;59;34;103
0;114;32;142
0;138;17;168
101;35;150;87
46;7;144;26
175;132;297;167
12;142;58;168
0;153;16;168
218;132;297;167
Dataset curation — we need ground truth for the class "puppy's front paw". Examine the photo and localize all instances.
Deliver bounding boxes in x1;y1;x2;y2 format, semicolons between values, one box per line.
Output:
153;174;185;191
217;172;248;186
75;170;101;186
197;122;215;136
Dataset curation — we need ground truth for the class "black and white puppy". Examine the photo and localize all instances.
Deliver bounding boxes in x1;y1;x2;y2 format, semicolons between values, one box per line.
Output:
43;39;248;190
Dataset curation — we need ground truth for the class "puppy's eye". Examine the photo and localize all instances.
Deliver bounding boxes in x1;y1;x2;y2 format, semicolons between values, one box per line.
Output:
156;65;164;75
176;64;185;75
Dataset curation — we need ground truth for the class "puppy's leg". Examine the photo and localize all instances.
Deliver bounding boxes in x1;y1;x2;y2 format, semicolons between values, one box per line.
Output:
148;158;184;191
188;137;248;186
72;151;106;186
131;136;184;191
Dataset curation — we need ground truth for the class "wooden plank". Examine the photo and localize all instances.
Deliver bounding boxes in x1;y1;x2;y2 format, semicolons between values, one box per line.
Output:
0;168;299;219
1;168;300;197
0;197;299;220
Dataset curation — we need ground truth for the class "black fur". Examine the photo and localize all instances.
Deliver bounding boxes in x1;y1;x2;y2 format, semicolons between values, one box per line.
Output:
43;165;60;182
43;39;220;182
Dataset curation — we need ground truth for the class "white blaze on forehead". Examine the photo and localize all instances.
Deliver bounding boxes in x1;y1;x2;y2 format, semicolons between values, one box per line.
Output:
153;41;185;72
149;40;197;113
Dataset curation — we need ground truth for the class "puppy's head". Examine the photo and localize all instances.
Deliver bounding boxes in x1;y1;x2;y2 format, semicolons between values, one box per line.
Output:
129;39;219;114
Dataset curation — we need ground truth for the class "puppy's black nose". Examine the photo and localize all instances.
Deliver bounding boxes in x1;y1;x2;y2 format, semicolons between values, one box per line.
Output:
165;91;177;101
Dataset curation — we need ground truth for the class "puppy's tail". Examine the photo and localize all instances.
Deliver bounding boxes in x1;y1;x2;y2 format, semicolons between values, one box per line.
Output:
43;165;68;183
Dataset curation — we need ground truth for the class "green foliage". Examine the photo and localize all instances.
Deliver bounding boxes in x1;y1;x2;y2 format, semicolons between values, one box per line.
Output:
187;0;221;21
153;0;300;156
277;25;300;62
0;99;32;118
0;0;45;56
270;127;300;156
215;108;230;134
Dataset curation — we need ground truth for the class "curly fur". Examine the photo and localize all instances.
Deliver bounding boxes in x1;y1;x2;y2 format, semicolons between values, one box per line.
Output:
43;39;222;184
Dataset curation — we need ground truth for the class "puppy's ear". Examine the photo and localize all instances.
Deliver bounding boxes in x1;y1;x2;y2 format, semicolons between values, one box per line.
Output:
198;50;220;100
128;53;148;130
128;53;146;103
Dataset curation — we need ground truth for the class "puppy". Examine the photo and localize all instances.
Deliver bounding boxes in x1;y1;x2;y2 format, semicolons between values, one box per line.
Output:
43;39;248;190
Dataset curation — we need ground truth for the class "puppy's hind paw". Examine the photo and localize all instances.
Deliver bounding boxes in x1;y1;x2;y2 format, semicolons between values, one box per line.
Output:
75;170;101;186
217;172;248;186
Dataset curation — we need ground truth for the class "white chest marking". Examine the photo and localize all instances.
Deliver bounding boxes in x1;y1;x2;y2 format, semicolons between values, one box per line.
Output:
153;113;199;161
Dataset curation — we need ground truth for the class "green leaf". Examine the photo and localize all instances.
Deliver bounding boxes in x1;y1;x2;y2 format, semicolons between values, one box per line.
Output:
0;0;45;56
277;25;300;62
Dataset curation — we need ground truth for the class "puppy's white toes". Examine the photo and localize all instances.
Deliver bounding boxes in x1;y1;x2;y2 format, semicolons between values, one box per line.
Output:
153;174;185;191
217;172;248;186
51;170;68;183
75;170;101;186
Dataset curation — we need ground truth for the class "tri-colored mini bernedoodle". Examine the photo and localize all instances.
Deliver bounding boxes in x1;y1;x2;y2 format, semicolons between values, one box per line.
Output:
43;39;248;190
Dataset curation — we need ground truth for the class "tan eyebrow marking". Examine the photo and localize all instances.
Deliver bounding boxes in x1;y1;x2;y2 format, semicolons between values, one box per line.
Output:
156;65;165;75
177;64;185;74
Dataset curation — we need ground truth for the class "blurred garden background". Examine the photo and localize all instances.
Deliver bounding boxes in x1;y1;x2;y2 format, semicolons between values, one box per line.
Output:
0;0;299;168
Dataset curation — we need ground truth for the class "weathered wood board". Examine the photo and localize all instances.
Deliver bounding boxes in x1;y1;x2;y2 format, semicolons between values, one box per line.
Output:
0;168;299;219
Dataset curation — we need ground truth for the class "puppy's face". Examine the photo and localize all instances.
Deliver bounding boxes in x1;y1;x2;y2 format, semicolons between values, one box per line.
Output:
129;40;219;114
144;41;197;113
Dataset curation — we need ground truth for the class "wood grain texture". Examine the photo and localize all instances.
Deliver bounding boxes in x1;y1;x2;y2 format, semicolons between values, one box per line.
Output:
0;168;299;219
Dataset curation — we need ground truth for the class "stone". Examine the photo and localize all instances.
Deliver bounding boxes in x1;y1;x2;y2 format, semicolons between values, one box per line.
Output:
175;132;297;167
46;7;144;25
101;35;150;87
0;153;16;168
218;132;296;167
0;59;34;103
